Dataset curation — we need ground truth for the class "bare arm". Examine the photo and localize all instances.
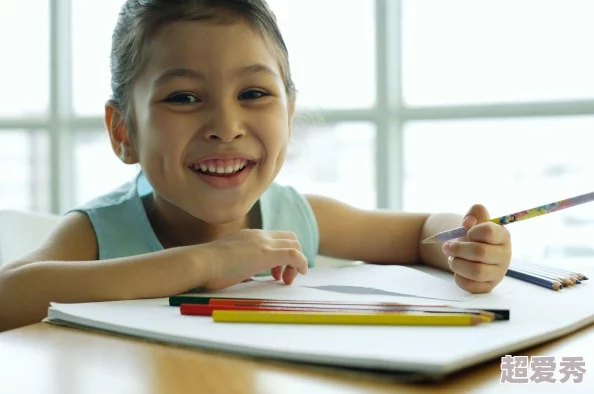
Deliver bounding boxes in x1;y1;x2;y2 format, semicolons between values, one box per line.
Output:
307;195;511;294
306;195;461;271
0;212;202;332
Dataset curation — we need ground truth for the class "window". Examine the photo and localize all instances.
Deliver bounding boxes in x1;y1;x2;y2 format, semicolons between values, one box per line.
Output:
277;122;376;209
0;131;50;212
268;0;376;109
0;1;50;118
71;0;124;116
399;0;594;260
2;0;593;262
403;117;594;259
72;131;140;205
402;0;594;106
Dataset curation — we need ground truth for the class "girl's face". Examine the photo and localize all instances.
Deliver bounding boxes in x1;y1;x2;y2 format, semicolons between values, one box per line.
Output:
131;20;293;224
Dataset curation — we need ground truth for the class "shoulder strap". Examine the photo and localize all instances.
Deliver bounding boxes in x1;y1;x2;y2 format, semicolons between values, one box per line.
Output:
67;174;162;260
259;183;319;267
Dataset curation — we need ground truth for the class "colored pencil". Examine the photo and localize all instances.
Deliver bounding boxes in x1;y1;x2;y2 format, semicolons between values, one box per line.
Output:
209;298;447;308
211;310;491;326
511;265;573;286
208;299;508;320
513;264;578;286
506;268;563;291
420;191;594;244
169;295;450;307
180;303;507;321
521;263;587;281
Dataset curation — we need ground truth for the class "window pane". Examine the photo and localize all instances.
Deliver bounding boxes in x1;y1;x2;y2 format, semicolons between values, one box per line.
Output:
276;122;376;209
268;0;376;109
403;117;594;260
402;0;594;106
71;0;125;116
0;131;50;212
0;2;49;117
73;131;140;206
71;0;376;115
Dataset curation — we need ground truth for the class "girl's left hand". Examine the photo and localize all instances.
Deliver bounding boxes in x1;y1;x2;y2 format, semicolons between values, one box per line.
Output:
442;204;512;293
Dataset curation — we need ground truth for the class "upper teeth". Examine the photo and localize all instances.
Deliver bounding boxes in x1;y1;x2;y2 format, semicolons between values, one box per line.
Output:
193;159;248;174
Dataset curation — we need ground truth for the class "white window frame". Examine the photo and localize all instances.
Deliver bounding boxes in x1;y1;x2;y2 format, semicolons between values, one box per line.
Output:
1;0;594;214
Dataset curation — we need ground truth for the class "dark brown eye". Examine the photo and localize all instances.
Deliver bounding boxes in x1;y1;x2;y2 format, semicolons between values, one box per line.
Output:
164;93;199;104
238;89;270;100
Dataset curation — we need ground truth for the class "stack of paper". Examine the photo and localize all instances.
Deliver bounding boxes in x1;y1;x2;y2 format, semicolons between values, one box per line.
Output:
45;263;594;380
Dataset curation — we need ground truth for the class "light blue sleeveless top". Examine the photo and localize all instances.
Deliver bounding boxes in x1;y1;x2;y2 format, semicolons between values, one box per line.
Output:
69;172;319;271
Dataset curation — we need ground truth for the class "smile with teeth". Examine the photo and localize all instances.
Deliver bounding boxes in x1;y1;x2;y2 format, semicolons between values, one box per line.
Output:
191;158;252;176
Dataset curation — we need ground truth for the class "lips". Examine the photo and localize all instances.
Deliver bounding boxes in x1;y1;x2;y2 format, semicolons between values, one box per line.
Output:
188;156;256;189
190;158;252;176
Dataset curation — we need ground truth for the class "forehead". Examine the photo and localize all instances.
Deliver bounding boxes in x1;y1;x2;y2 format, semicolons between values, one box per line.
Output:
144;19;281;77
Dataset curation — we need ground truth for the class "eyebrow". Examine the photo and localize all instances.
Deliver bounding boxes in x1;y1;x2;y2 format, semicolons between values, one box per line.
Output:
153;68;205;88
236;64;280;79
153;64;280;87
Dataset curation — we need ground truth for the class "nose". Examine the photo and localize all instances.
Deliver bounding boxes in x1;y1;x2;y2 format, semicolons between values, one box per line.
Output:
203;102;246;142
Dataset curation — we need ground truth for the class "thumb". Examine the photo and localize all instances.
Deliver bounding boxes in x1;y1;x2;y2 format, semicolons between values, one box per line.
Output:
463;204;490;229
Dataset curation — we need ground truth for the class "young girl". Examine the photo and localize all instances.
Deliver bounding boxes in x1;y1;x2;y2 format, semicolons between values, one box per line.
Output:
0;0;511;331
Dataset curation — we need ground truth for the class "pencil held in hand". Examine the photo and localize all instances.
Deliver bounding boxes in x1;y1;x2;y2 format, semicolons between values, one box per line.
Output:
421;191;594;244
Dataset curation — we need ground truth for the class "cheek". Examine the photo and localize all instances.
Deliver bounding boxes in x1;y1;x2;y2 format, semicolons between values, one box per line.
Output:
149;110;191;145
259;111;290;148
135;111;192;170
264;123;289;162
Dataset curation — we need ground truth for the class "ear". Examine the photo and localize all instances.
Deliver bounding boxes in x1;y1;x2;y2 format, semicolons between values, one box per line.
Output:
105;100;138;164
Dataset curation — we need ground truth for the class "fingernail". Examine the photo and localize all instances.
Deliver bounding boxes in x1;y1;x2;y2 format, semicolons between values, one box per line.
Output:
442;242;452;255
463;215;478;228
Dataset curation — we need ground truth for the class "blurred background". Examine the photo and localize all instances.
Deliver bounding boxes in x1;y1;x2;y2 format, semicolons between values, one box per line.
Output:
1;0;594;261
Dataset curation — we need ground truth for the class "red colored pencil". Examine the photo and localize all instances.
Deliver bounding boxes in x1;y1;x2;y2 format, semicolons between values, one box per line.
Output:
208;298;449;308
180;302;503;320
180;303;403;317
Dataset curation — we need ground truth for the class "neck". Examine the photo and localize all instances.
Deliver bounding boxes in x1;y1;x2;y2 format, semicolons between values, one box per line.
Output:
143;194;260;248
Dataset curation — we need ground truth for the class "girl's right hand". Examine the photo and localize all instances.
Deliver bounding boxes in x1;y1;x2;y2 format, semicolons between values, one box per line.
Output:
195;229;309;290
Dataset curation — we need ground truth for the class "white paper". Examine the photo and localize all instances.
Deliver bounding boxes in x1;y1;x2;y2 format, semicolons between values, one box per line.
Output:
180;264;476;304
46;261;594;379
289;265;476;302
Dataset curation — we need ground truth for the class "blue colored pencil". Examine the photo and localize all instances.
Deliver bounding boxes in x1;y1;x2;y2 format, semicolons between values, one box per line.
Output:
506;268;563;291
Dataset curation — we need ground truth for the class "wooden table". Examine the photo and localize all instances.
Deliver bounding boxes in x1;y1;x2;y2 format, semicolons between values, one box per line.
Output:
1;322;592;394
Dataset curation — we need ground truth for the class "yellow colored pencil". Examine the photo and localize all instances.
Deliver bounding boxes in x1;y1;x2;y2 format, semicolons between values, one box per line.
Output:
211;310;491;326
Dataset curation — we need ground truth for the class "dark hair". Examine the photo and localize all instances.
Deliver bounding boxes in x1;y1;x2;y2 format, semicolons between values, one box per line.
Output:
109;0;296;132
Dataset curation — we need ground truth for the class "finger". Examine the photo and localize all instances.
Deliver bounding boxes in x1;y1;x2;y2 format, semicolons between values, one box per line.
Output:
463;204;490;228
467;222;510;245
267;231;298;241
454;274;496;294
443;240;508;264
270;266;283;281
270;239;302;251
275;248;308;274
282;265;299;285
448;256;502;283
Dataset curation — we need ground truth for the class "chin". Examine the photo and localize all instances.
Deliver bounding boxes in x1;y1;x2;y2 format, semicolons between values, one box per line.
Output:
190;204;253;225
